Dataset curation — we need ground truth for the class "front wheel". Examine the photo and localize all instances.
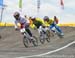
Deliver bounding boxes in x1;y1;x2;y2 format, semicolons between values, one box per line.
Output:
23;36;29;48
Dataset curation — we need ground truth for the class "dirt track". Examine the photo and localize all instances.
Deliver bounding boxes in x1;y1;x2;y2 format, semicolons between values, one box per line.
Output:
0;26;75;58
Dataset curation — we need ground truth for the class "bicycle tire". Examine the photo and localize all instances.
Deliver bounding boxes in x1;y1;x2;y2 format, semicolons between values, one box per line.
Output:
32;36;38;46
39;36;45;44
46;30;51;42
23;36;29;48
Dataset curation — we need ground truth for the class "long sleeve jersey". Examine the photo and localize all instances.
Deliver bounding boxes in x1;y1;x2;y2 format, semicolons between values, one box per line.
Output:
14;16;29;29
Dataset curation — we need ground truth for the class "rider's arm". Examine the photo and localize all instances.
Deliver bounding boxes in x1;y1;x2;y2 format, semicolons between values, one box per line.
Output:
14;20;19;29
48;19;54;25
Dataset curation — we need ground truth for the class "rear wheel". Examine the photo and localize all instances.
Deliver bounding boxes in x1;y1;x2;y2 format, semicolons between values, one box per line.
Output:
46;30;51;42
39;35;45;44
39;31;46;44
32;36;38;46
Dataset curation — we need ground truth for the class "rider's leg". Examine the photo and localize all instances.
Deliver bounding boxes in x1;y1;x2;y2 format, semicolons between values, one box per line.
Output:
50;24;55;32
55;25;64;35
44;27;49;31
20;28;26;35
25;28;34;40
20;28;32;36
25;28;32;37
38;26;43;36
50;23;64;36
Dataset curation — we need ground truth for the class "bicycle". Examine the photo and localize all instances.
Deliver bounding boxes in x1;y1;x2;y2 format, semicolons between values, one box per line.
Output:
23;30;38;48
39;27;51;44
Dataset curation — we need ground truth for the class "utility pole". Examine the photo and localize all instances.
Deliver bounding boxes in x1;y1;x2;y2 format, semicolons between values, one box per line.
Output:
0;5;6;22
0;7;4;22
0;5;7;39
19;0;22;14
37;0;40;17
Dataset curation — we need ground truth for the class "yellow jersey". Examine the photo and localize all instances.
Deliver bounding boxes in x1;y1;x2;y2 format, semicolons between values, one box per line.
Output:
44;18;54;25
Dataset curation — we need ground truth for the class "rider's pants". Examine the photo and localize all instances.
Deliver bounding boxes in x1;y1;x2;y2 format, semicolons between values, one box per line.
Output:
20;28;32;37
50;23;63;33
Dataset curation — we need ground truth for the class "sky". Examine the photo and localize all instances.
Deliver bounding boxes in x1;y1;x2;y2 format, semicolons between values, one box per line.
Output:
0;0;75;24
